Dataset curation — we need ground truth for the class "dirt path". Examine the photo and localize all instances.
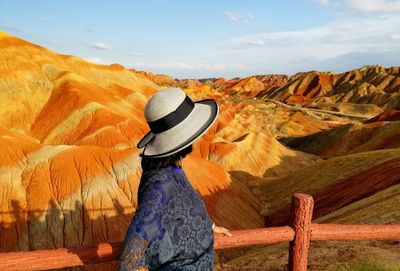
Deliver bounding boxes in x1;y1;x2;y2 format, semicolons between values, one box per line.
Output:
261;98;370;121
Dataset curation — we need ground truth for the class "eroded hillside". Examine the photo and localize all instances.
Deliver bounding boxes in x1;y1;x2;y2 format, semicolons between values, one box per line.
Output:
1;31;400;271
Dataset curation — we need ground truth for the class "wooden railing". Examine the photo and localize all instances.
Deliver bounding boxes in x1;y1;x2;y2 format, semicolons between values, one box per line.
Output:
1;193;400;271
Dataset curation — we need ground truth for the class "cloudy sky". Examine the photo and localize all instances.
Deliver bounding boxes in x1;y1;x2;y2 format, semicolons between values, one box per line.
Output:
1;0;399;78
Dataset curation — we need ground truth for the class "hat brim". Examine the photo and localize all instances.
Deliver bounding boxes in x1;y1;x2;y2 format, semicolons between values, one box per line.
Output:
137;99;218;158
136;130;154;149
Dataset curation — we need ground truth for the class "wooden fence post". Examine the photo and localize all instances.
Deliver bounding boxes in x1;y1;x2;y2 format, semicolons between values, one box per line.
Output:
288;193;314;271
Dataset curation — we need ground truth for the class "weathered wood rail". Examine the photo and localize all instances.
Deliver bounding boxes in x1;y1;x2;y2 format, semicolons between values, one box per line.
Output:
1;193;400;271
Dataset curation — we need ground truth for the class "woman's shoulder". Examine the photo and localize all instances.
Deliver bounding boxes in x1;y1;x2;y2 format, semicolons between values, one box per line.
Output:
138;168;182;202
142;167;178;178
140;167;180;188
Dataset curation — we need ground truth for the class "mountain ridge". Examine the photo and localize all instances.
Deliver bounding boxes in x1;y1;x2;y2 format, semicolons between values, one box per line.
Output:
1;31;400;271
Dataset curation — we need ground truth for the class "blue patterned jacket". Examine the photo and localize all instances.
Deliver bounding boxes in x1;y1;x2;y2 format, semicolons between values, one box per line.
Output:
119;165;214;270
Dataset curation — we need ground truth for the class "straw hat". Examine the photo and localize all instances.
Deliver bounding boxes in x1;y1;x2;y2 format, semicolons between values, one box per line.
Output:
137;87;219;158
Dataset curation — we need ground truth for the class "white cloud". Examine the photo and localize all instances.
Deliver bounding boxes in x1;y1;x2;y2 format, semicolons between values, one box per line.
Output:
216;14;400;76
312;0;330;5
241;38;265;46
78;10;399;78
225;11;255;23
131;62;228;71
128;61;247;78
84;57;112;65
129;52;142;56
92;42;112;50
229;15;400;56
391;33;400;40
344;0;400;13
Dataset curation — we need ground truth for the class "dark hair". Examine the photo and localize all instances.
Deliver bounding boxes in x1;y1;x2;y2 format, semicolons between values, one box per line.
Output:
140;144;193;172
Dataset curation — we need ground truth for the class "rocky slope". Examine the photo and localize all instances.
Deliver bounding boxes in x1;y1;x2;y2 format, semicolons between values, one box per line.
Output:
257;66;400;110
282;120;400;158
0;31;321;270
0;31;266;261
2;31;400;271
220;148;400;270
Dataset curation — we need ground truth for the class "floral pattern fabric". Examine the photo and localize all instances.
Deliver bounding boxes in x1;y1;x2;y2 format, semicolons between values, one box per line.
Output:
119;165;214;270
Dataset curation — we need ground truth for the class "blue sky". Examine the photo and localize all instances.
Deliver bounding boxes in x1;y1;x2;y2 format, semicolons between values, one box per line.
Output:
1;0;400;78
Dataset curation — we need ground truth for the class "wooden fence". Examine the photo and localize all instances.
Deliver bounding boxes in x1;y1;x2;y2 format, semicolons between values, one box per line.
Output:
1;193;400;271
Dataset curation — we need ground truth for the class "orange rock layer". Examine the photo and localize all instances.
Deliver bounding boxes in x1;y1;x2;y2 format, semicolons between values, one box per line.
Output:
2;30;400;271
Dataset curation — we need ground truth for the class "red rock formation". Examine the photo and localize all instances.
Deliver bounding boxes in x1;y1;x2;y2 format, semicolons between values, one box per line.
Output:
0;31;269;261
261;66;400;109
214;77;227;85
3;32;319;264
365;109;400;123
3;30;400;270
222;74;289;98
134;70;178;87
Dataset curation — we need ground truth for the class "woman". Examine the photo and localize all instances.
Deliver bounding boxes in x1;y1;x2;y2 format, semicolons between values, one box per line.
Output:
119;87;232;271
